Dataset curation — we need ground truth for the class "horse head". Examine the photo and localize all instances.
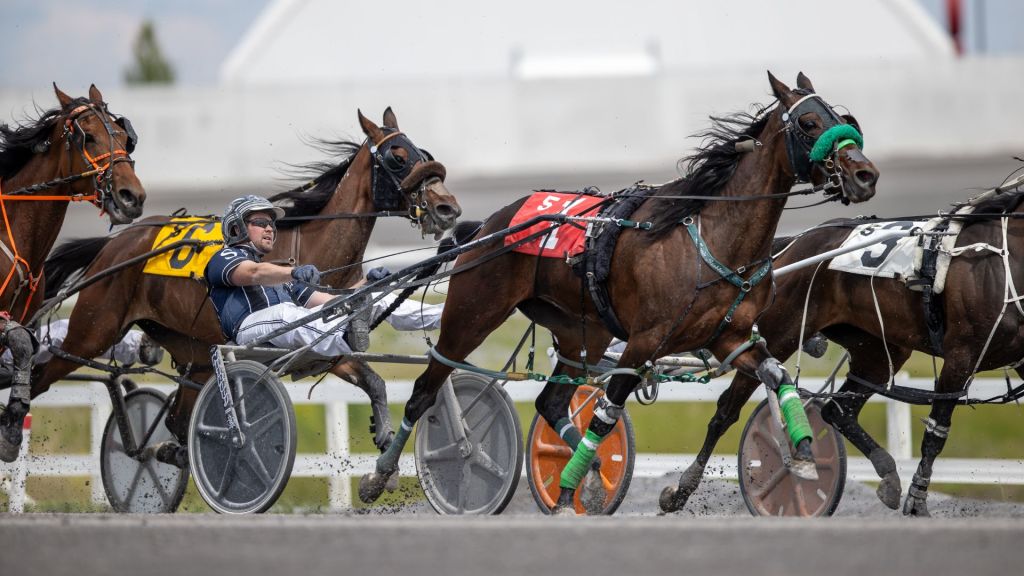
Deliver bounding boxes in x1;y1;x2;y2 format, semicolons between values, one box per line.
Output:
52;83;145;224
768;71;878;204
357;108;461;238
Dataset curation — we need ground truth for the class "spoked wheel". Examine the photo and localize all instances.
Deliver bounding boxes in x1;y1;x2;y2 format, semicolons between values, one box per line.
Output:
526;385;635;515
100;388;189;513
738;399;847;517
188;360;297;514
414;372;523;515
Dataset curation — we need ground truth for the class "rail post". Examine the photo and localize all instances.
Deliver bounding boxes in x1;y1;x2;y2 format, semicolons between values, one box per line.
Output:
325;401;352;511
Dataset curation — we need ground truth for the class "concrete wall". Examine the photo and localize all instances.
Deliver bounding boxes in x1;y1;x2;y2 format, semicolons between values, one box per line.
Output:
2;59;1023;193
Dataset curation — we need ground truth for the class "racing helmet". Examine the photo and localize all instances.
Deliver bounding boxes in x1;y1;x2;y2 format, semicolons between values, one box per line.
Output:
221;195;286;246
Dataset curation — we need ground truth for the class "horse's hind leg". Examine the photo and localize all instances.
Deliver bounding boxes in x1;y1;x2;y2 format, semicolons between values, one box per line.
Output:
333;359;393;452
358;280;525;504
820;343;911;510
660;372;760;513
903;360;970;517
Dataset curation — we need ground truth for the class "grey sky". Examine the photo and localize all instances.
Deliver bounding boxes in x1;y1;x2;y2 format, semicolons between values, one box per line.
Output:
0;0;1021;91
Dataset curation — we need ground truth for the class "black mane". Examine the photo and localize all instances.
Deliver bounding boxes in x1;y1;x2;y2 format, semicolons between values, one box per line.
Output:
269;138;362;229
0;97;90;180
965;188;1024;215
648;106;776;237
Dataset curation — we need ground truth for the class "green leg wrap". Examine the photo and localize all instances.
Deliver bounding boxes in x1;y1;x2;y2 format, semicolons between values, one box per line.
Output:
555;416;582;450
377;418;412;474
559;429;602;489
778;384;813;447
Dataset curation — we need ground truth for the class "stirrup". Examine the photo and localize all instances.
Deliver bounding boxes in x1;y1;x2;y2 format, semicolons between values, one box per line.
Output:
344;295;372;353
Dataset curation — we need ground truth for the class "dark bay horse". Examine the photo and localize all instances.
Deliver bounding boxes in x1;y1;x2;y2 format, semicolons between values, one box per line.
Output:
663;185;1024;517
358;72;880;512
0;84;145;461
16;108;459;463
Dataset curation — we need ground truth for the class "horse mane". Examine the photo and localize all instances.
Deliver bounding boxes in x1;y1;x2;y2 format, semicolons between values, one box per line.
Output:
269;138;362;229
966;189;1024;215
0;97;91;180
647;106;776;237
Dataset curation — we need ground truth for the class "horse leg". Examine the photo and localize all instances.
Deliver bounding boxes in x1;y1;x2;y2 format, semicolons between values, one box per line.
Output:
725;341;818;480
536;331;613;514
550;339;651;515
333;359;394;453
660;372;760;513
819;342;911;510
902;362;968;517
358;296;522;505
0;321;35;462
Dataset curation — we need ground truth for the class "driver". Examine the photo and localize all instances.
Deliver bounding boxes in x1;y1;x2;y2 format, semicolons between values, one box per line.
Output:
205;195;442;358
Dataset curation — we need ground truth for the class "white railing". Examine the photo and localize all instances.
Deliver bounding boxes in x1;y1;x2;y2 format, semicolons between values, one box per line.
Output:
2;374;1023;513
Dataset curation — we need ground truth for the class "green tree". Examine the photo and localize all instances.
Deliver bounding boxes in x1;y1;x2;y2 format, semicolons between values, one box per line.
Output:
124;20;176;85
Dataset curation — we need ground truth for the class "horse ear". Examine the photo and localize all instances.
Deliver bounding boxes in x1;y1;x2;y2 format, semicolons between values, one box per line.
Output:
796;72;815;93
88;84;104;104
53;83;73;108
767;71;793;104
358;109;383;141
382;107;398;130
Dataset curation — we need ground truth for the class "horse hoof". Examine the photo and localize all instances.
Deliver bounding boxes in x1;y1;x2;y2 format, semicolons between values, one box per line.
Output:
659;486;681;513
551;505;578;517
358;471;392;504
580;470;607;515
789;458;819;481
385;471;400;493
902;495;930;517
0;427;22;463
877;473;902;510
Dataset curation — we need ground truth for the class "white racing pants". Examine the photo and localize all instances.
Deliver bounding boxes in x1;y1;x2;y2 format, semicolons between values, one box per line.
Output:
234;293;443;356
1;319;147;366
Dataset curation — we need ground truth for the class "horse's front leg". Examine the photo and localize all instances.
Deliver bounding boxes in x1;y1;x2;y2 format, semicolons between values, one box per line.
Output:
659;371;760;513
0;320;35;462
727;340;818;480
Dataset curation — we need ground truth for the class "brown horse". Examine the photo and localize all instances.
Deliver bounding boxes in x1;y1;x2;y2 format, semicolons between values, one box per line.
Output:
0;84;145;461
663;184;1024;517
357;72;880;512
16;108;459;464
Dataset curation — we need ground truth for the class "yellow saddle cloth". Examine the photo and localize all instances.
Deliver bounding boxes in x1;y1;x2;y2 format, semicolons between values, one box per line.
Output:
142;217;224;278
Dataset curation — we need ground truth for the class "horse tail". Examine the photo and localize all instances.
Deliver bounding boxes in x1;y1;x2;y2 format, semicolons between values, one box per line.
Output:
368;221;482;331
44;236;113;300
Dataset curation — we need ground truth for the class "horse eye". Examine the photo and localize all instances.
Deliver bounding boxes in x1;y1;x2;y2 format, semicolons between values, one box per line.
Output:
84;133;96;144
799;118;816;131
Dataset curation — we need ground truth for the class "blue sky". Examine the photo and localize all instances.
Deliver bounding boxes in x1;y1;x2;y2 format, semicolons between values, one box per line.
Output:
1;1;1021;91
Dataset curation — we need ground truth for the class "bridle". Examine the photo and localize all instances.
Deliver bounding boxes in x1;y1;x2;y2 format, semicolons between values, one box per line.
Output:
366;127;445;227
0;102;136;321
779;90;864;204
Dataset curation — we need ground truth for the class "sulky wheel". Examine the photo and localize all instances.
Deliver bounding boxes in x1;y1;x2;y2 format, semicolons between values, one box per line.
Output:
100;388;189;513
526;385;635;515
738;398;847;517
188;360;297;514
414;372;523;515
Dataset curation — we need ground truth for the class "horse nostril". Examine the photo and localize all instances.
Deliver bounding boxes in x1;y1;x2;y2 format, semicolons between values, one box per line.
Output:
855;169;878;188
435;203;461;220
118;188;138;207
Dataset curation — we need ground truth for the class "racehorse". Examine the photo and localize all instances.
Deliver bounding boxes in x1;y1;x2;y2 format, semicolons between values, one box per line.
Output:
661;184;1024;517
0;84;145;461
357;72;880;512
18;108;460;463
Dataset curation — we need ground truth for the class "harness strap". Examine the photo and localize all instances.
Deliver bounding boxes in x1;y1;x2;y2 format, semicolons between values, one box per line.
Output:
0;180;44;323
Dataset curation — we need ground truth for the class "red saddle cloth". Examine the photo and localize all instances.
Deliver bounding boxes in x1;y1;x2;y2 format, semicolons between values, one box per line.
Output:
503;192;605;258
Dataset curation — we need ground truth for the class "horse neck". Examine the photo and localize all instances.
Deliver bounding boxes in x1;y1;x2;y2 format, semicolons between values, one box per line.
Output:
290;154;378;287
697;131;793;266
0;153;75;277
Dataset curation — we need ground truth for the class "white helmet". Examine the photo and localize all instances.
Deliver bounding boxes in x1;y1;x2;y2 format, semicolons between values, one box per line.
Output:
222;195;286;246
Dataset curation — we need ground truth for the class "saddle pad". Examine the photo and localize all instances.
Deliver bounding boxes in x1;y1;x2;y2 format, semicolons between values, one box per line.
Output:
826;216;966;293
142;218;224;278
503;192;604;258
